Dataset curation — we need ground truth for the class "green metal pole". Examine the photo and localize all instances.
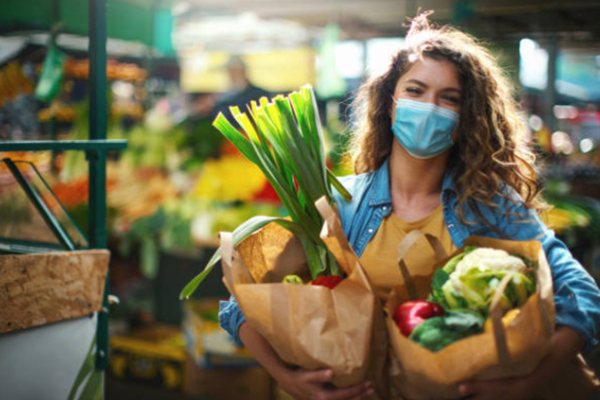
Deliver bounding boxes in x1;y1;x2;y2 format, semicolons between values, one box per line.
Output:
88;0;109;373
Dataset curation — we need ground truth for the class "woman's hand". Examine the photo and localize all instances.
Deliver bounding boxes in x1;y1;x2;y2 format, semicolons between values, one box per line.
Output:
458;325;585;400
458;375;538;400
238;322;374;400
277;368;374;400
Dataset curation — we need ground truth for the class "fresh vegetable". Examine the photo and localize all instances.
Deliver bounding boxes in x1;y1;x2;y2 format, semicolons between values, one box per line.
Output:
428;247;536;316
483;308;520;333
283;275;305;285
311;275;344;289
409;310;485;352
181;85;352;299
394;301;444;337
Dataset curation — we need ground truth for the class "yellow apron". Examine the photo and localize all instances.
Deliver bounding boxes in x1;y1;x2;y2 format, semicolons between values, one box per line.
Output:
358;204;456;304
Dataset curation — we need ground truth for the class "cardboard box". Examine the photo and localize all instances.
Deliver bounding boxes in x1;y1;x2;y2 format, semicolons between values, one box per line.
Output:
109;325;187;391
181;299;274;398
183;298;257;368
183;356;274;400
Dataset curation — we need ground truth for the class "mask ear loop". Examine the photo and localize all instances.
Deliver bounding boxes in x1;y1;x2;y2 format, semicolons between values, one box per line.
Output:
390;95;400;120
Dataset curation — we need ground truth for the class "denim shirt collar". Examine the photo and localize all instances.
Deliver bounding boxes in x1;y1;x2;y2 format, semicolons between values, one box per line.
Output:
368;157;457;207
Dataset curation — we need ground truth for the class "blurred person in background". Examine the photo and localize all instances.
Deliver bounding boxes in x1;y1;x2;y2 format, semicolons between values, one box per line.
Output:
213;55;270;118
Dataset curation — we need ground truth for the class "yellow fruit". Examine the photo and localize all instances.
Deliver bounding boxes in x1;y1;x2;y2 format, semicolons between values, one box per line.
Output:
484;308;520;333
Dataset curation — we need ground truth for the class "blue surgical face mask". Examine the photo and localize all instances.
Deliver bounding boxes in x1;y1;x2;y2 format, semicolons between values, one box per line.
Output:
391;98;459;159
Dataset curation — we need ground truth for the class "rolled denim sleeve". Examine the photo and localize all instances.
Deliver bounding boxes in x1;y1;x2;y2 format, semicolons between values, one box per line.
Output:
218;295;246;346
499;196;600;352
541;228;600;352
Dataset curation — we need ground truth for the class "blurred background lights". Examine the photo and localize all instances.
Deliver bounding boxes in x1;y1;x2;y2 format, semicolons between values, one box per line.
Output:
365;37;404;77
552;131;574;154
528;114;543;131
519;38;548;90
553;105;579;120
580;138;594;153
334;41;365;79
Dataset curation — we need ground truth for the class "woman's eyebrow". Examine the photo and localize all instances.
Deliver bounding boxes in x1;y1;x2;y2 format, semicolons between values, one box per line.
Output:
406;79;427;87
405;78;461;93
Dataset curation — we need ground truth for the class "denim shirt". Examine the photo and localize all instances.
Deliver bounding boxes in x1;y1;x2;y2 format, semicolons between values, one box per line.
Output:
220;158;600;350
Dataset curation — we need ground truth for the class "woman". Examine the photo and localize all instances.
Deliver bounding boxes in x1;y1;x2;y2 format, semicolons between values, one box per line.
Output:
219;13;600;400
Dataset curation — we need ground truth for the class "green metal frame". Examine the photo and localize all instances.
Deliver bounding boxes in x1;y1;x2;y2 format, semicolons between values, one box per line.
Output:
0;156;90;252
2;158;77;251
88;0;111;373
0;140;127;152
0;237;65;254
0;0;120;390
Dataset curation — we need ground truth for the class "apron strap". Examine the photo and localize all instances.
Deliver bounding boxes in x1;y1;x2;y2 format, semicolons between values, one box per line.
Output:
397;230;448;300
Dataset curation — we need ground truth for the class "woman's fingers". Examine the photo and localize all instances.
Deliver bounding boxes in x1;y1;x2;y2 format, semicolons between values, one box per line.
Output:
459;382;494;400
282;368;374;400
304;369;334;384
322;381;373;400
459;382;482;396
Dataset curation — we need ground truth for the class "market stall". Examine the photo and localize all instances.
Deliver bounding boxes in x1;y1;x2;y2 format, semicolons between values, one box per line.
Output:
0;0;172;398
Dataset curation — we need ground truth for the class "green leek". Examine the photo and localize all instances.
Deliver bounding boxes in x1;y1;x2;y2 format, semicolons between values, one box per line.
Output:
180;85;351;299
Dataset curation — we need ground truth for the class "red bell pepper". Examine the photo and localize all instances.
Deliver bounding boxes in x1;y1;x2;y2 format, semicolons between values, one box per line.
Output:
311;275;344;289
394;300;444;336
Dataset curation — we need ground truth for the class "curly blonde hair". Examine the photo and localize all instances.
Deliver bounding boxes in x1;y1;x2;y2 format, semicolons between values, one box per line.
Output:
350;12;546;229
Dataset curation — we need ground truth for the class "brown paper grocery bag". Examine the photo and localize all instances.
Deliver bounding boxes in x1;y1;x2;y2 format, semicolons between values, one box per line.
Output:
387;234;599;400
236;221;311;284
220;198;389;398
386;235;555;399
315;198;390;399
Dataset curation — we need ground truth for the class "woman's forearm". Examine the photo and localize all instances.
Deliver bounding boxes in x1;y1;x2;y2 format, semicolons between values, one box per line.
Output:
238;321;290;383
238;321;372;400
532;325;585;386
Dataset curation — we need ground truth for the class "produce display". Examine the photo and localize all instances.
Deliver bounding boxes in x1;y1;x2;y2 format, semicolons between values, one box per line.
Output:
392;246;537;352
0;78;38;138
0;62;34;107
62;58;148;83
545;193;600;239
542;206;590;233
191;156;267;203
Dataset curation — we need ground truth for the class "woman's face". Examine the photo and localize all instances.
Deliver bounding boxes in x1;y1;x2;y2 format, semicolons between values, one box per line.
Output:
391;56;462;141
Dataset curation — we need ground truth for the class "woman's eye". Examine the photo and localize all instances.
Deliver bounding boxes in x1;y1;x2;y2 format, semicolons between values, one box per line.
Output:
406;87;422;94
443;96;460;104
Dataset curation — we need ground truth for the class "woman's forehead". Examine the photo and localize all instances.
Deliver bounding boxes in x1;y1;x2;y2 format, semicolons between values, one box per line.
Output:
398;57;461;88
